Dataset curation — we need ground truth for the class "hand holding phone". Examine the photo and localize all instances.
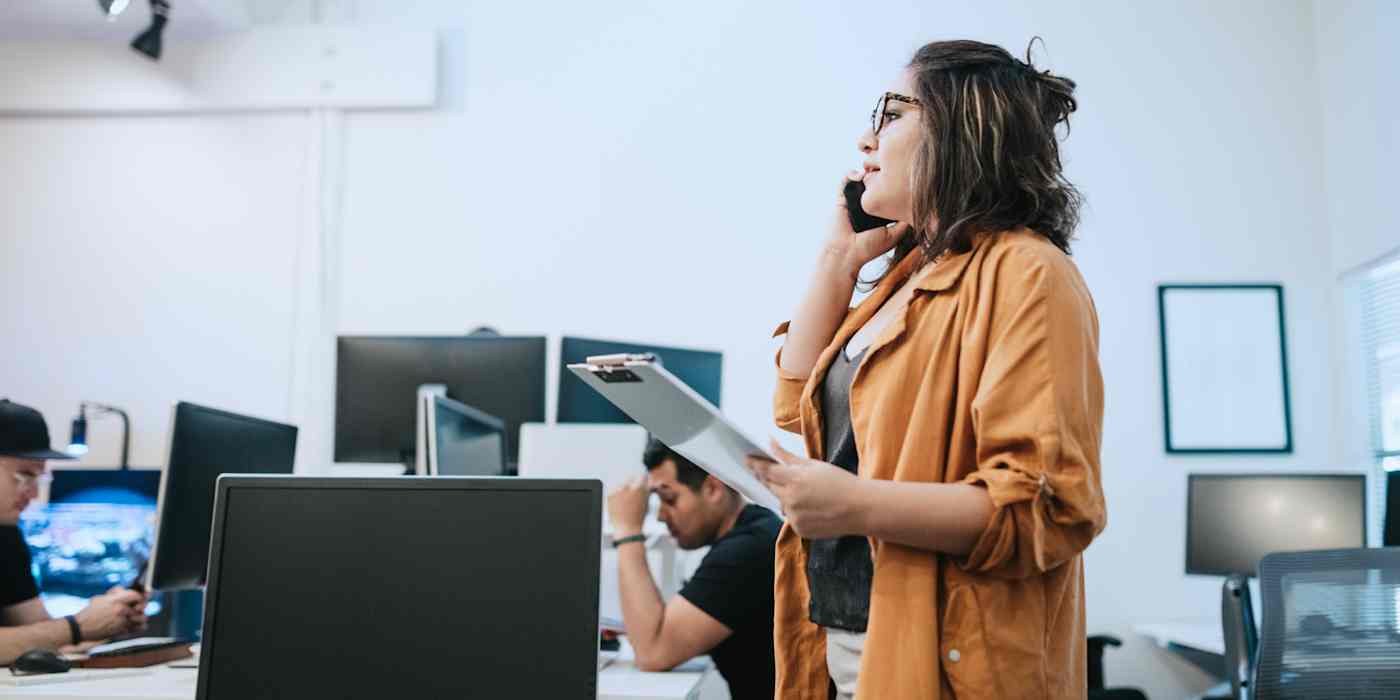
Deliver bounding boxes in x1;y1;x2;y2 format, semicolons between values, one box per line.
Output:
822;174;909;280
843;179;897;232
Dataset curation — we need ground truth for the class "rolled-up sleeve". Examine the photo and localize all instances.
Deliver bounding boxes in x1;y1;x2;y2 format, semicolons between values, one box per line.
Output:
956;253;1106;580
771;321;806;434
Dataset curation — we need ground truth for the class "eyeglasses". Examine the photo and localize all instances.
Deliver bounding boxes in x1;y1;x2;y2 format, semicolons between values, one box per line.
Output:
870;92;922;138
10;470;51;493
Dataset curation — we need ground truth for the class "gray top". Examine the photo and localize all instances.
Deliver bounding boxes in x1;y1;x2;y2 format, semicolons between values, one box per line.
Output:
805;345;875;632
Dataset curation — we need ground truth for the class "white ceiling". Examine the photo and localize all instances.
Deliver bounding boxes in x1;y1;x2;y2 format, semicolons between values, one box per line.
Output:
0;1;317;41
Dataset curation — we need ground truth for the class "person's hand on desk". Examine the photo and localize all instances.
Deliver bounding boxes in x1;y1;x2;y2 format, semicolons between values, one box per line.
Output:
75;587;148;641
748;440;864;539
608;476;650;538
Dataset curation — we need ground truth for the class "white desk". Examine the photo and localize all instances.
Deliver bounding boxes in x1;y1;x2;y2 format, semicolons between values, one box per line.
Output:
1135;620;1231;700
1135;620;1225;656
600;661;710;700
2;662;709;700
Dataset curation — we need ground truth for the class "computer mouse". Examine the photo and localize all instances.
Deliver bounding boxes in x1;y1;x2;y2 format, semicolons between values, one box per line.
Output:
12;649;72;675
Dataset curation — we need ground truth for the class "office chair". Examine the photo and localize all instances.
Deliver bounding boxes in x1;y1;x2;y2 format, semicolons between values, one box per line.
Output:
1222;574;1257;700
1254;547;1400;699
1088;634;1149;700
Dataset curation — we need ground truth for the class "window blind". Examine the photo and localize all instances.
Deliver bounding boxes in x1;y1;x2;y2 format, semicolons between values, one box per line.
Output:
1361;256;1400;471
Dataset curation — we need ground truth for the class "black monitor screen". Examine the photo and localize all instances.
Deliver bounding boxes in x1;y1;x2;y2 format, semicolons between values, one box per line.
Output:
335;336;546;466
197;477;602;700
1186;474;1366;577
149;403;297;591
558;336;722;424
431;396;505;477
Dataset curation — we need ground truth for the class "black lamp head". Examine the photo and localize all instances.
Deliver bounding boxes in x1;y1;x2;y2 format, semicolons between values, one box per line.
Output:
131;0;171;61
68;410;89;457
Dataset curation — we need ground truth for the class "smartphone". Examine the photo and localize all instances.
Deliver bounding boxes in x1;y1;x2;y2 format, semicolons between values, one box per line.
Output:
127;556;147;593
843;179;896;232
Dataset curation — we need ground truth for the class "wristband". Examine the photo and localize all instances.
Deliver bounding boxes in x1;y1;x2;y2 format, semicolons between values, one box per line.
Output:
612;534;646;548
63;615;81;645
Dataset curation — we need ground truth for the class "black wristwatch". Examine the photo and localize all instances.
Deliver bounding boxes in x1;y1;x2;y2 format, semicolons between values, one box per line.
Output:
612;534;646;548
63;615;82;645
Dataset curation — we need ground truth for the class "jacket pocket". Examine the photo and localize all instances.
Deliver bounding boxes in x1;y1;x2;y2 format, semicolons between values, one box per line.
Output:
941;584;997;699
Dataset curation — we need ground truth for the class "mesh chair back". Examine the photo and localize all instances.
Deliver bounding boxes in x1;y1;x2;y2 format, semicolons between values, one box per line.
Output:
1255;547;1400;699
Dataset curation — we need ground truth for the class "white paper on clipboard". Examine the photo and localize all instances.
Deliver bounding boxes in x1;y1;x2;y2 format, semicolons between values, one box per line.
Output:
566;355;782;514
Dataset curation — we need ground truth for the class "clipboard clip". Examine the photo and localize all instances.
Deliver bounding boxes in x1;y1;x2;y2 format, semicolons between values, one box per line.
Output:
582;353;656;384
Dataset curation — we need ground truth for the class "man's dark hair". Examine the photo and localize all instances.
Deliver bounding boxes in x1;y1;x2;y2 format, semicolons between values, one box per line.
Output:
642;437;710;492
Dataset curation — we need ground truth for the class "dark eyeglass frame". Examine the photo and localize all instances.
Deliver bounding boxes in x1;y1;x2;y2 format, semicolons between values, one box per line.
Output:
870;92;922;137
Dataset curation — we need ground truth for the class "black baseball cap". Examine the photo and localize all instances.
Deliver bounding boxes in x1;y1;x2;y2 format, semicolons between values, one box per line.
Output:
0;399;76;461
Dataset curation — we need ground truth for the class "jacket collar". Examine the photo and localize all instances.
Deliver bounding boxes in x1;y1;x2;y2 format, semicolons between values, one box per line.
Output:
906;233;989;294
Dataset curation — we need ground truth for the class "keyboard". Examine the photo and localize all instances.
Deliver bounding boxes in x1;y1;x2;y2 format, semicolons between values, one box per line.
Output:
598;650;619;670
88;637;191;658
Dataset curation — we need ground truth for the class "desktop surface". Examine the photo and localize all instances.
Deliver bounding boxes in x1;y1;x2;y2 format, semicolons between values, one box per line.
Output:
0;658;710;700
197;477;602;699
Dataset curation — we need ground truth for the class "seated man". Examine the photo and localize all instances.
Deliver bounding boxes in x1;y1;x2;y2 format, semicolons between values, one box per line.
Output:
607;437;780;700
0;399;148;665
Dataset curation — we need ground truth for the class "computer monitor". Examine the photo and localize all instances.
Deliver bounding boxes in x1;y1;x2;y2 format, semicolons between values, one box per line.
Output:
335;335;547;467
427;395;506;477
517;423;654;521
196;476;602;699
558;336;722;423
147;403;297;592
19;469;162;618
49;468;162;505
1186;473;1367;577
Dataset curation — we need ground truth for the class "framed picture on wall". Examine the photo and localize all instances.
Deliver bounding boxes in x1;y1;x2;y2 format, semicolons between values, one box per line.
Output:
1157;284;1293;454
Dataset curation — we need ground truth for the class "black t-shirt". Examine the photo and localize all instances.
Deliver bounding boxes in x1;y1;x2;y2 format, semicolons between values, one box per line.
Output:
678;504;782;700
0;525;40;611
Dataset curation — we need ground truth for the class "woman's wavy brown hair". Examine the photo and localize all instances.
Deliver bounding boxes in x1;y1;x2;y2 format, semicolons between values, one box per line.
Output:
870;38;1082;285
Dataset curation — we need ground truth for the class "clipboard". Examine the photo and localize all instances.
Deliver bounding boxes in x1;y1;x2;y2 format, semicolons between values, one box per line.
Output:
566;354;782;514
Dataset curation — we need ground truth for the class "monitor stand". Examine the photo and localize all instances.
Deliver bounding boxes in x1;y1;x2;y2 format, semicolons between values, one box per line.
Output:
114;589;201;642
414;384;448;476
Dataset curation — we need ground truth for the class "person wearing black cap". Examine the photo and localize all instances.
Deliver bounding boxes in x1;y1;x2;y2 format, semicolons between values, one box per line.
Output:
0;399;148;665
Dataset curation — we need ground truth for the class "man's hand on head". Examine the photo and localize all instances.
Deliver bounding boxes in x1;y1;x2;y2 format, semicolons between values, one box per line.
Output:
607;476;650;537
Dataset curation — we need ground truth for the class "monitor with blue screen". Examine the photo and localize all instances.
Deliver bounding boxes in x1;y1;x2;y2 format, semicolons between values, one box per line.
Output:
19;468;162;618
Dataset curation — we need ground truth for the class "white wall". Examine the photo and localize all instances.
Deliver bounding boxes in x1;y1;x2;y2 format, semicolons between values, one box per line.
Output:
1315;1;1400;278
0;1;1355;697
1316;1;1399;509
0;114;311;466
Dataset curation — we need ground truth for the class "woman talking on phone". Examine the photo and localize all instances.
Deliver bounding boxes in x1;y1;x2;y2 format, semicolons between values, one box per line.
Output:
749;39;1105;699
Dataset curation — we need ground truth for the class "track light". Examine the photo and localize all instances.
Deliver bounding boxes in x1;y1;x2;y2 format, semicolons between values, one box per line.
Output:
131;0;171;61
97;0;132;19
